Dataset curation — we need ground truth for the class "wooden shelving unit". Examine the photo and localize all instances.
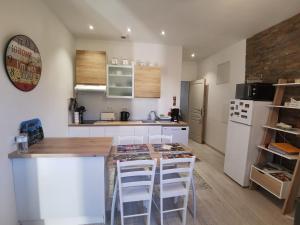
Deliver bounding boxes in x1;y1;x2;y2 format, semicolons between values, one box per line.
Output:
250;79;300;215
257;145;299;160
263;125;300;136
267;105;300;110
250;165;292;199
273;82;300;86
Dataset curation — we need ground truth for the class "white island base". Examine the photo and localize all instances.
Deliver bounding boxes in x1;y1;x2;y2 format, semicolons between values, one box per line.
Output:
12;157;106;225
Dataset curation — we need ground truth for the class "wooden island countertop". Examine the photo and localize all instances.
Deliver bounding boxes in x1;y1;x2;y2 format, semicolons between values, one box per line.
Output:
8;137;113;158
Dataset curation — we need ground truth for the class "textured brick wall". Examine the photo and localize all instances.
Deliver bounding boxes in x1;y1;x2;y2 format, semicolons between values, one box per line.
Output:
246;13;300;83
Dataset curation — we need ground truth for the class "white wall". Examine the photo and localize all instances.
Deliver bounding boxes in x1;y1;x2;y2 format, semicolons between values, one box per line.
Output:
181;61;198;81
76;39;182;120
0;0;74;224
198;40;246;153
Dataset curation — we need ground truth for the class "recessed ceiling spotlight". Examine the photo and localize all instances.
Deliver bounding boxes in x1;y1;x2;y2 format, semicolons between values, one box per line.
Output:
89;25;94;30
127;27;132;33
191;53;196;58
161;30;166;36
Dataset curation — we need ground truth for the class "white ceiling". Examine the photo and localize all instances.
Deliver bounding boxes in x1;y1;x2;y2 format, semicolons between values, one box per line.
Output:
42;0;300;61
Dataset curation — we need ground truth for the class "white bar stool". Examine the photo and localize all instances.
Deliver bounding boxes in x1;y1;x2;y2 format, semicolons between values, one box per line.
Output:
111;159;157;225
153;156;195;225
118;136;144;145
149;135;172;144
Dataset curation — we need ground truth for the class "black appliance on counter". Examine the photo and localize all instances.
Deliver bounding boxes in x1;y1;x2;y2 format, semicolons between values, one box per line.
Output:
235;83;275;101
77;106;86;124
170;108;180;122
120;111;130;121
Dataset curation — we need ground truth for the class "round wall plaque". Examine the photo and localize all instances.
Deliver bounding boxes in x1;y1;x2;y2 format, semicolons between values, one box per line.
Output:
5;35;42;92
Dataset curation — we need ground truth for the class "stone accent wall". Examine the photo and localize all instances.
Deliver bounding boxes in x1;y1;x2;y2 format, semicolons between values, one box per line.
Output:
246;13;300;150
246;13;300;83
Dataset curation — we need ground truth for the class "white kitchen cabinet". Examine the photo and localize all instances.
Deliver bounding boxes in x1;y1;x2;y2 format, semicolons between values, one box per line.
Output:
104;126;134;145
68;127;90;137
148;126;162;135
134;126;149;144
90;127;105;137
104;127;118;145
107;64;134;98
68;125;187;145
104;126;116;137
117;126;135;136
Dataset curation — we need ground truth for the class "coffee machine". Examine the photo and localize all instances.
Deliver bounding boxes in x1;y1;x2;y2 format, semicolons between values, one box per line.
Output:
170;108;180;122
77;106;86;124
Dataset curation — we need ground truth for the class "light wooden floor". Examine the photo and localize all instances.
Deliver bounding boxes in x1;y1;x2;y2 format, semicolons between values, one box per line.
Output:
110;140;294;225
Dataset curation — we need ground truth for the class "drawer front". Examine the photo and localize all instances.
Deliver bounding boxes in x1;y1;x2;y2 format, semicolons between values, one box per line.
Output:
250;166;282;198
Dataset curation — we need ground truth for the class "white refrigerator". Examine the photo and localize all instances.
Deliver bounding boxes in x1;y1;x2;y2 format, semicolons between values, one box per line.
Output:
224;99;270;187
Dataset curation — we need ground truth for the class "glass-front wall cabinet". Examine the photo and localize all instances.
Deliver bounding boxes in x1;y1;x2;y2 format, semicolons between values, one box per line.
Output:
107;64;134;98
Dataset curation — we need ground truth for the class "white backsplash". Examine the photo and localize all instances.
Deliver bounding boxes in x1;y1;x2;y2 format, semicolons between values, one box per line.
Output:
77;92;160;121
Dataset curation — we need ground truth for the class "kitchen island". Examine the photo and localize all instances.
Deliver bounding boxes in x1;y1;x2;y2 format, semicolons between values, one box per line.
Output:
8;137;113;225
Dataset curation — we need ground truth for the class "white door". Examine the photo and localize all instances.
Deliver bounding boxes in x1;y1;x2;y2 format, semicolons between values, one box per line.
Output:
188;79;205;143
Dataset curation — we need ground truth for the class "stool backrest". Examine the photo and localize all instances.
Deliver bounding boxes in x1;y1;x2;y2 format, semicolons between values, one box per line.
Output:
118;136;144;145
117;159;157;202
149;135;172;144
160;157;195;196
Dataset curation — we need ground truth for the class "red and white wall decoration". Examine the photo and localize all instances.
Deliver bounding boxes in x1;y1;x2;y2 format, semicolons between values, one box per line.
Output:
5;35;42;92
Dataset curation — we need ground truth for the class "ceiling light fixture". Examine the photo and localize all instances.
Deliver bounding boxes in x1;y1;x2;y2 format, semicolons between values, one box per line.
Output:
191;53;196;58
127;27;132;33
161;30;166;36
89;25;94;30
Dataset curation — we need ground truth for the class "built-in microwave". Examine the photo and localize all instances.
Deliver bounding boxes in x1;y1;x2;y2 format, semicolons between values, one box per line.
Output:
235;83;275;101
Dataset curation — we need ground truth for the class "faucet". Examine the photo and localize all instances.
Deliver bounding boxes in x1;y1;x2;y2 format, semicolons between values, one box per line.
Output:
148;110;158;121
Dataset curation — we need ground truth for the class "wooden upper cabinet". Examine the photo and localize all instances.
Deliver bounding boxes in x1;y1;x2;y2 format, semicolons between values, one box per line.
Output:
134;66;161;98
75;50;106;85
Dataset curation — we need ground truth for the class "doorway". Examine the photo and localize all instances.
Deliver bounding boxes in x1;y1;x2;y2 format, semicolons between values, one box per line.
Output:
180;81;190;122
188;79;205;144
